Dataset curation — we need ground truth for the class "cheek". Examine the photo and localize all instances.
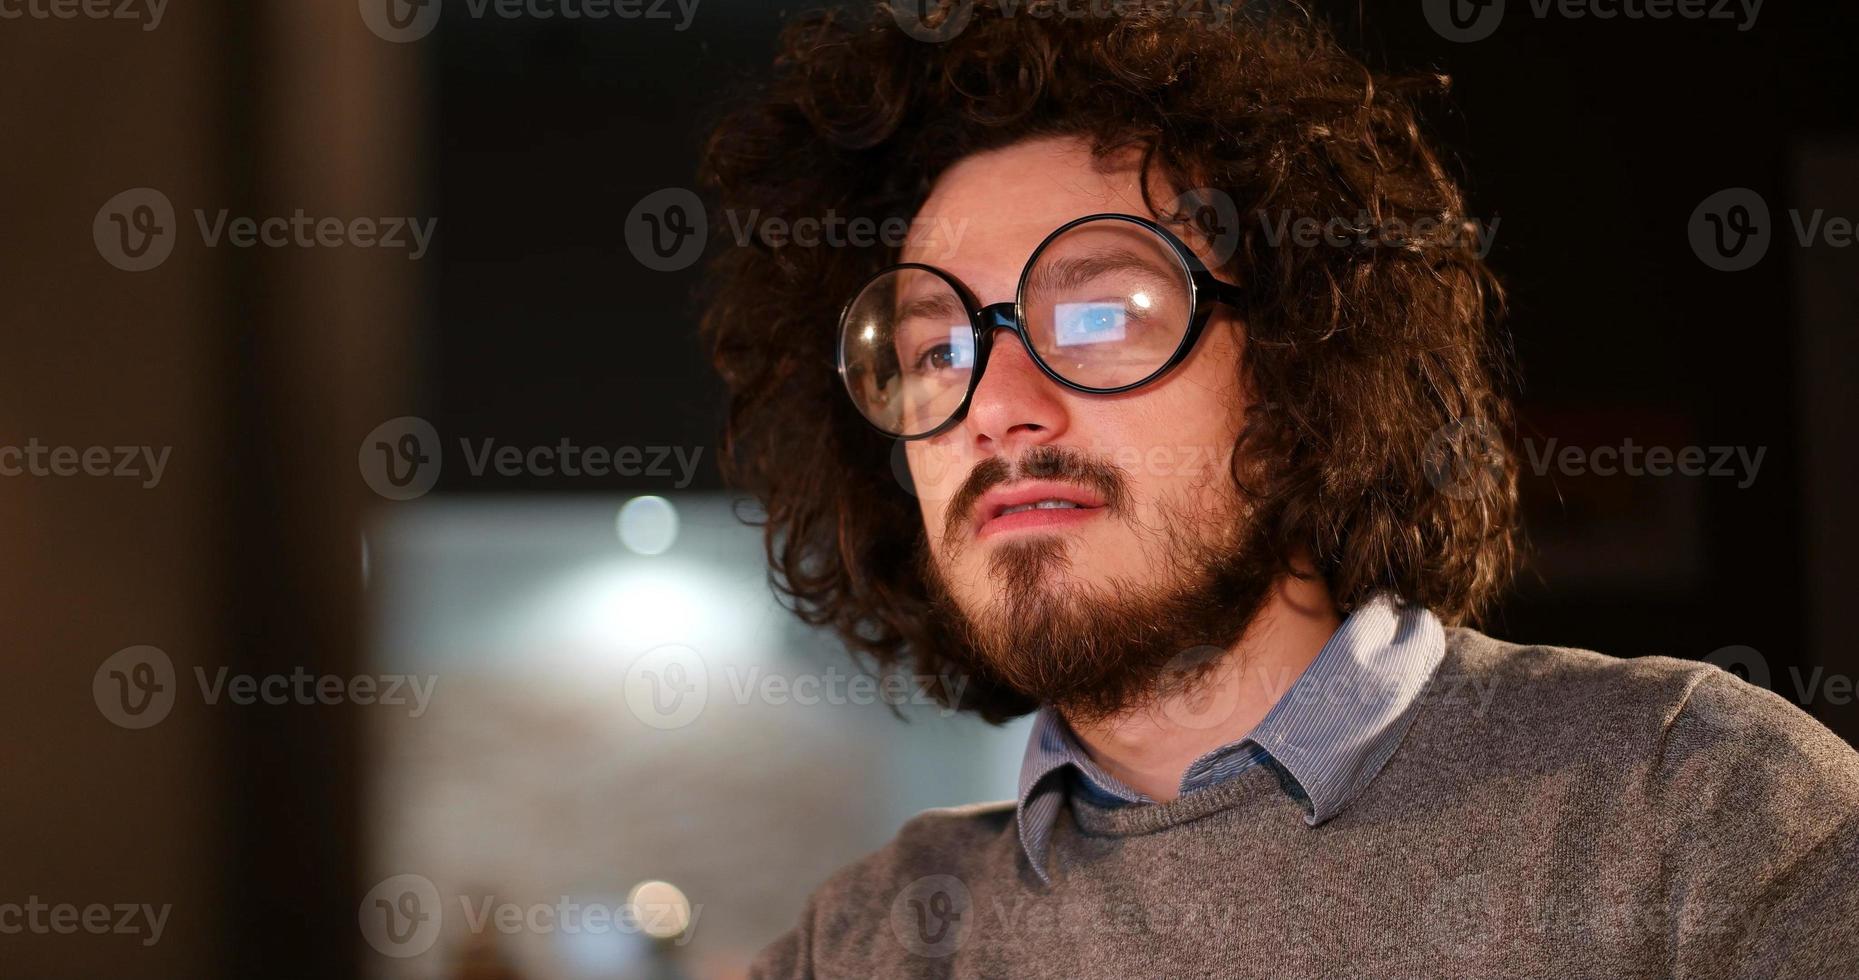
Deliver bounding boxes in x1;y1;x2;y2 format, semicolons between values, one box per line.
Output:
1090;334;1245;498
905;441;961;548
1165;320;1249;450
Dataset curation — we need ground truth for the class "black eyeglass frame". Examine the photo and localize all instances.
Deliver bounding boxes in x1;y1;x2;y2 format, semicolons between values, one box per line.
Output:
835;212;1246;441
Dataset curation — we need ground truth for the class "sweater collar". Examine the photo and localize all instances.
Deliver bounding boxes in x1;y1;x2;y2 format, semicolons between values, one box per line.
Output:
1014;593;1446;883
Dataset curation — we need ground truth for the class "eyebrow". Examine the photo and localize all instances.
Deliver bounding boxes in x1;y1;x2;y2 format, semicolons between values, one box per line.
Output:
885;244;1178;323
1023;247;1176;295
894;291;967;322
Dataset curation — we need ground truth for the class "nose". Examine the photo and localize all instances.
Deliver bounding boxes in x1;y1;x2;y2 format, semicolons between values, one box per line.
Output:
960;302;1069;453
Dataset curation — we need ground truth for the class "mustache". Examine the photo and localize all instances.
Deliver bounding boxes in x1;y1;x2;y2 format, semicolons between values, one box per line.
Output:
940;445;1128;551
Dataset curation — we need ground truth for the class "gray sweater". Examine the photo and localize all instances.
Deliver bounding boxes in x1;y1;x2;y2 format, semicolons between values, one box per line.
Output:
750;627;1859;978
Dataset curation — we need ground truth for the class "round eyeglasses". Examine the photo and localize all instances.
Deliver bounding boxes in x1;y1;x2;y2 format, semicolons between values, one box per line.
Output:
836;212;1245;440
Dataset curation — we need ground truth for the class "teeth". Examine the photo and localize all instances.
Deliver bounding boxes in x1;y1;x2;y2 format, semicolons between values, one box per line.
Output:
999;499;1084;517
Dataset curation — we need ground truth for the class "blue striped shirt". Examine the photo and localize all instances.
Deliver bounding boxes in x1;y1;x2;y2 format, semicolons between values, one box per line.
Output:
1014;592;1446;882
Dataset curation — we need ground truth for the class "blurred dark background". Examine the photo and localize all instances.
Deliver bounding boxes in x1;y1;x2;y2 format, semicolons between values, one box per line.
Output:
4;0;1855;977
430;0;1859;679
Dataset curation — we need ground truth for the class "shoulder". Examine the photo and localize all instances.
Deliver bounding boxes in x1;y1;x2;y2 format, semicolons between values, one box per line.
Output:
821;803;1026;907
1435;625;1859;808
1441;625;1715;720
822;799;1020;907
1433;629;1859;972
748;800;1019;979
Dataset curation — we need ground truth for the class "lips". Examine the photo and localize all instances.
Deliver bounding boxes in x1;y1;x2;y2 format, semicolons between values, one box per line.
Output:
973;480;1109;539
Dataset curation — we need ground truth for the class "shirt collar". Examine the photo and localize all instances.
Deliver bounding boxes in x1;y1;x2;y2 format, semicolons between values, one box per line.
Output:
1013;593;1446;882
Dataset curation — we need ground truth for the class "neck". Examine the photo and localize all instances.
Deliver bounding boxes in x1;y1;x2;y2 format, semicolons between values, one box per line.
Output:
1064;573;1341;802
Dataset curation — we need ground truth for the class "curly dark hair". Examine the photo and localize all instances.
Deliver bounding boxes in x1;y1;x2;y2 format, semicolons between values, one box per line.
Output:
698;0;1520;723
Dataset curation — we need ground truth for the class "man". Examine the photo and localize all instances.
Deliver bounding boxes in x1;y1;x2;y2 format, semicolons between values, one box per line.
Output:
697;3;1859;975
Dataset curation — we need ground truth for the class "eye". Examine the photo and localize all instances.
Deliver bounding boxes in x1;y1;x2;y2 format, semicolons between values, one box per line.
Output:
915;343;959;372
904;325;974;375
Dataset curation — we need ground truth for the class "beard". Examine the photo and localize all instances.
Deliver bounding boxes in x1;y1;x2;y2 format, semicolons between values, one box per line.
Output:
920;447;1277;725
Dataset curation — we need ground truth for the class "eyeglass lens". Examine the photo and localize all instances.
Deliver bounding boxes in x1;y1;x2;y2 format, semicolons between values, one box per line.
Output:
839;217;1194;438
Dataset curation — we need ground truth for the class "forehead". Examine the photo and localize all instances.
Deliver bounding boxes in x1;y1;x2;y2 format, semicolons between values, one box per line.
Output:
901;137;1183;289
